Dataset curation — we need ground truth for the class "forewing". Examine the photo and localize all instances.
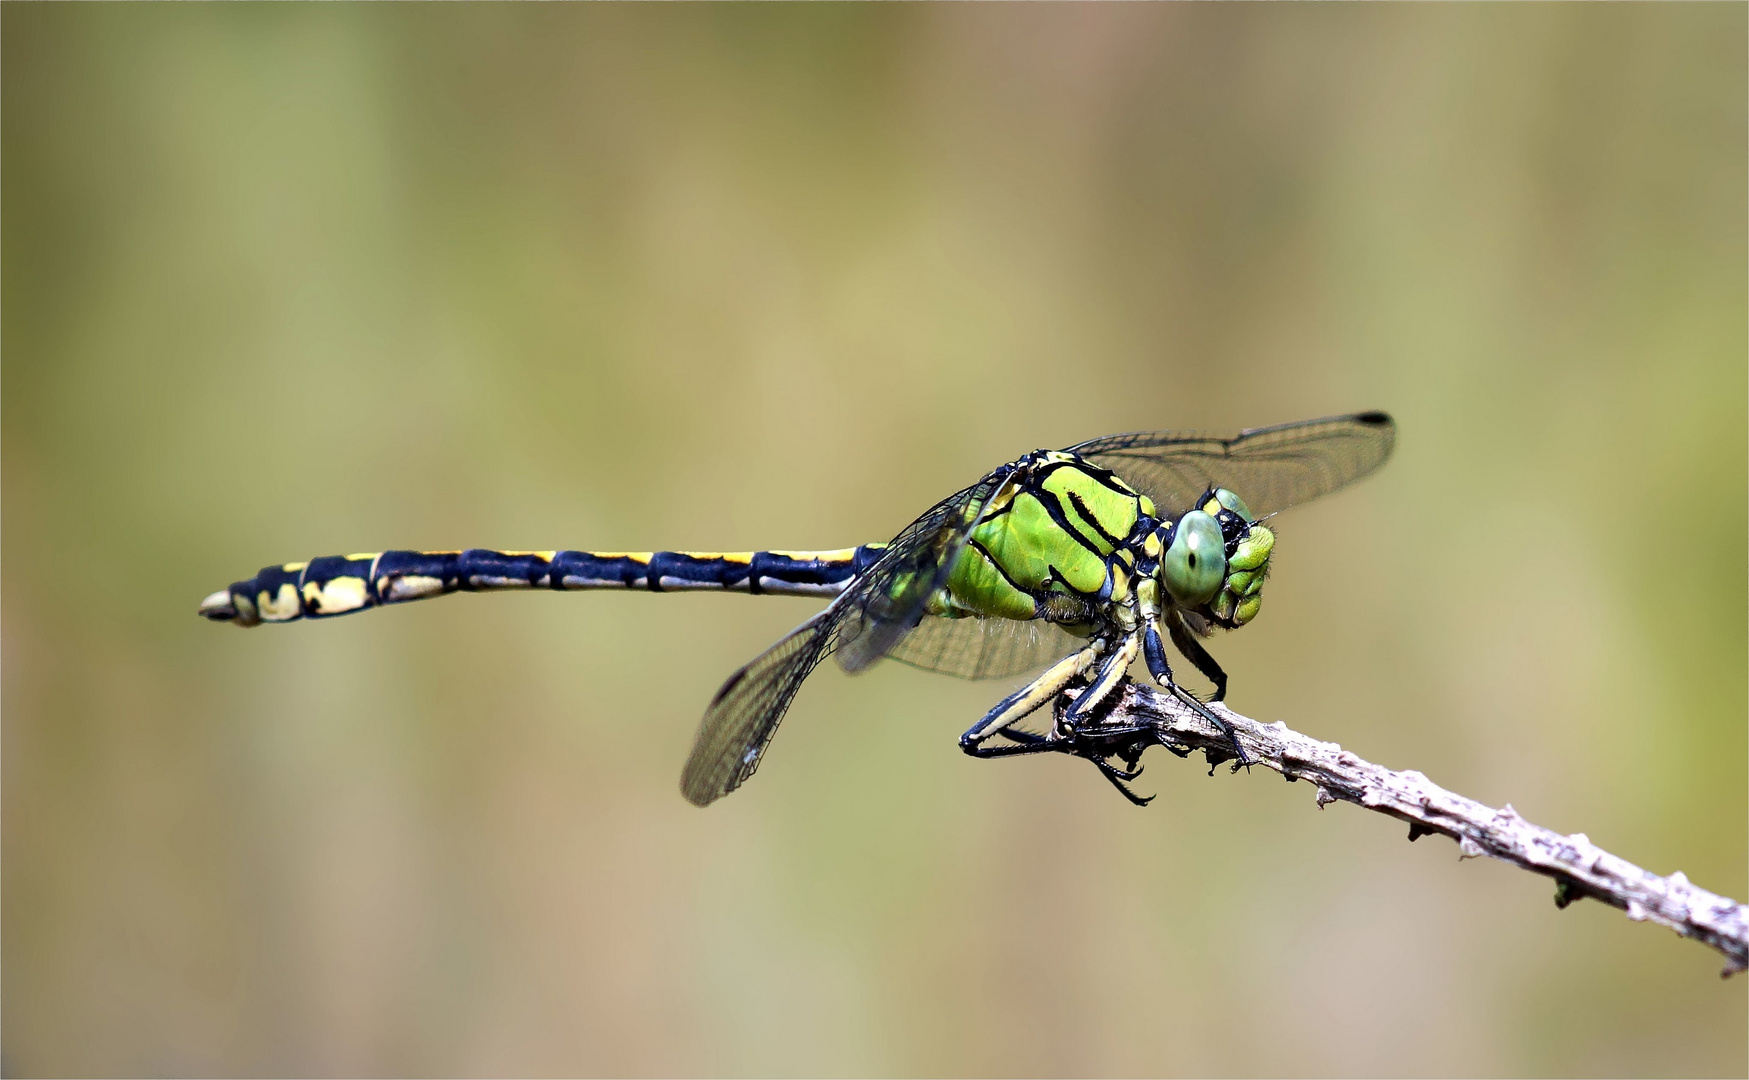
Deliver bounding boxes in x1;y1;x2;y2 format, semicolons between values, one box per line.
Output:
1068;411;1396;517
680;610;835;806
833;470;1012;674
682;467;1016;804
887;614;1083;681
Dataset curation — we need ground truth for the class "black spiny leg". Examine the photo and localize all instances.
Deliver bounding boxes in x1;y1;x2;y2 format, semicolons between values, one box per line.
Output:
1092;756;1154;806
1167;613;1228;702
963;689;1176;806
993;720;1157;806
960;727;1068;760
1144;618;1250;768
963;634;1213;806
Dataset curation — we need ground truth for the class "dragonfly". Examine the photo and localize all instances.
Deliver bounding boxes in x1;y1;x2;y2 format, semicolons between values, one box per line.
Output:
200;412;1395;806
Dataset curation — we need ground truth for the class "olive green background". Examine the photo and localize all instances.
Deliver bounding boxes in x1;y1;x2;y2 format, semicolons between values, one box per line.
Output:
4;5;1744;1076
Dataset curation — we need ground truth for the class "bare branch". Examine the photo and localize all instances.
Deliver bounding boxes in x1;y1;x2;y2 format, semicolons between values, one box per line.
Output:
1068;680;1749;977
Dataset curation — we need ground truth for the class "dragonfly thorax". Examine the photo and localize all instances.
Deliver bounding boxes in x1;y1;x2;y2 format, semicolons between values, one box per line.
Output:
924;450;1154;626
924;454;1277;637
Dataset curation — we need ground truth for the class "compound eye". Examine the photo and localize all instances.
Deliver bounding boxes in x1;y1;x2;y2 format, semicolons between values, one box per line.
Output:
1163;510;1226;605
1213;488;1253;522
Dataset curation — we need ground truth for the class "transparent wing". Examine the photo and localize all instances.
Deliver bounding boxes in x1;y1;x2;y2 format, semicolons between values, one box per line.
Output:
886;613;1084;680
832;470;1013;674
1067;411;1396;518
680;610;835;806
680;469;1013;805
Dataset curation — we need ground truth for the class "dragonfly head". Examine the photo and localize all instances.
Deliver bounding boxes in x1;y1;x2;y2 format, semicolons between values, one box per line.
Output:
1159;487;1275;629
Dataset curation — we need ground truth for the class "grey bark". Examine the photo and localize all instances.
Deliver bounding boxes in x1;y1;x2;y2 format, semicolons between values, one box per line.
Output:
1071;680;1749;977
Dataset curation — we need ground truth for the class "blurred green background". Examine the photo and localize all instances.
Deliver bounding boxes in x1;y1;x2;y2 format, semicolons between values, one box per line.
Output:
4;5;1744;1076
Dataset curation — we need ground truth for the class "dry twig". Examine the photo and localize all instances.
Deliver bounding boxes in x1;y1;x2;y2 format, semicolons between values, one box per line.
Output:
1060;680;1749;977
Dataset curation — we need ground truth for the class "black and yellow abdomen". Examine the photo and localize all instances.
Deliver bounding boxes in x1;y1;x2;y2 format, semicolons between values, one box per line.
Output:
200;546;887;627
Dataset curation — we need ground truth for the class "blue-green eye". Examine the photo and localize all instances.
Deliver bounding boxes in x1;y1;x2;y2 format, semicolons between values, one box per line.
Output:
1163;510;1226;605
1213;488;1253;521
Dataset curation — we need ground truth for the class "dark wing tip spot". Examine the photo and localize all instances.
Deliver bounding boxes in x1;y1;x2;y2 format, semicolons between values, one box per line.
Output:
1354;411;1394;426
709;667;748;705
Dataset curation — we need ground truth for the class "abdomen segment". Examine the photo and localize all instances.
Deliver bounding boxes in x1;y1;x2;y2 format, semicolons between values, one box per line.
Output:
199;546;886;627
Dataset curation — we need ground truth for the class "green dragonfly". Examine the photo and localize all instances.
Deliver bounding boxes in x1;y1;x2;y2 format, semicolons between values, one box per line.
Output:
200;412;1395;806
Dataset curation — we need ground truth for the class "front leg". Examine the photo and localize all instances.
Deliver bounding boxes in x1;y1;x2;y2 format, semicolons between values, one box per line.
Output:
1144;614;1250;767
1167;612;1228;702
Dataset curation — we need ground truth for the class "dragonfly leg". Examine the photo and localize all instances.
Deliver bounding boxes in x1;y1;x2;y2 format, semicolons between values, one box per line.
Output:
997;715;1177;778
977;726;1057;752
1093;756;1155;807
960;735;1069;760
965;705;1158;802
1060;631;1142;731
1096;753;1145;782
958;643;1100;756
1146;615;1250;767
963;632;1203;806
966;686;1189;805
1060;718;1193;765
1167;613;1229;702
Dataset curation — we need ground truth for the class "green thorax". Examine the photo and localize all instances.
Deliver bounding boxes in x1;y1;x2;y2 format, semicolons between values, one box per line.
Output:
930;451;1154;623
929;453;1278;634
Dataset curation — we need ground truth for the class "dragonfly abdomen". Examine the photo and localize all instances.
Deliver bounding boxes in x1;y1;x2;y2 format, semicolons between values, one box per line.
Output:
198;546;887;627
